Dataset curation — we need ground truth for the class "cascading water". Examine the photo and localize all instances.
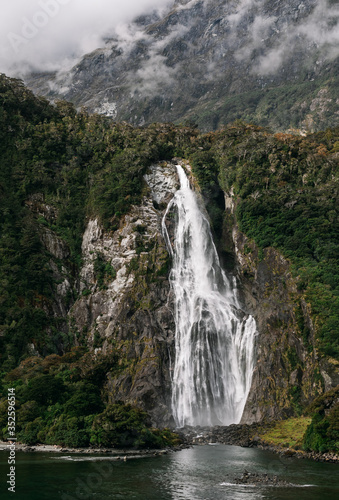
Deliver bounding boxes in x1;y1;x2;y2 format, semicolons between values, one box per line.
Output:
162;165;257;427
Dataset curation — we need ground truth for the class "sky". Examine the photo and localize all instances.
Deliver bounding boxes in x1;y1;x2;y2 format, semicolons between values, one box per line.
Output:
0;0;172;76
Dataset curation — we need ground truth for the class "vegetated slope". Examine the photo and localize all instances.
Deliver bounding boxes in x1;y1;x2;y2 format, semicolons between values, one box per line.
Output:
0;75;338;451
25;0;339;132
0;74;192;370
215;124;339;359
303;385;339;454
0;74;194;447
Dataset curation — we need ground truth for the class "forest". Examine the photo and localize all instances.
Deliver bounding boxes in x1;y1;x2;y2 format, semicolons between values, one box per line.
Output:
0;74;338;453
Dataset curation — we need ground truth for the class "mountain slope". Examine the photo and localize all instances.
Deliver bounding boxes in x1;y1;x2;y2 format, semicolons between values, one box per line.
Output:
25;0;339;132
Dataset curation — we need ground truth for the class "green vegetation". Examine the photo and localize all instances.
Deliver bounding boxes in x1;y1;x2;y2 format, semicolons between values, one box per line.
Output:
303;386;339;453
259;417;312;449
90;403;180;449
93;253;116;290
215;124;339;358
0;349;180;448
189;148;225;240
2;76;337;367
0;74;198;371
182;69;339;133
186;122;339;359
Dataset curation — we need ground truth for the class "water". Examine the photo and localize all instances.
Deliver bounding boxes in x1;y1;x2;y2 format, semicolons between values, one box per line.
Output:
1;446;338;499
162;165;257;427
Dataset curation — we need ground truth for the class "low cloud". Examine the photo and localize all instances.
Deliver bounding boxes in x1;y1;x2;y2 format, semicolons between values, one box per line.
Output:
127;22;189;96
298;1;339;56
133;54;177;95
235;14;277;62
0;0;171;76
224;0;339;75
257;0;339;74
227;0;261;28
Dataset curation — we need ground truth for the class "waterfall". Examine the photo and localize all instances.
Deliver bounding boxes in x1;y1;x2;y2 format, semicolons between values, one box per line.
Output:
162;165;257;427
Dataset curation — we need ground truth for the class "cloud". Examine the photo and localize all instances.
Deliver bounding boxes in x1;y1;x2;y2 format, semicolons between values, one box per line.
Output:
298;1;339;55
133;53;177;95
0;0;172;76
235;14;277;62
120;17;189;96
257;0;339;74
225;0;339;75
227;0;261;28
114;23;149;57
174;0;201;11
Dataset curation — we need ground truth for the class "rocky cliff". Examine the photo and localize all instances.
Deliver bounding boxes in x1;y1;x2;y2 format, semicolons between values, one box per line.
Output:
25;0;339;132
221;194;339;424
1;76;338;451
14;162;180;427
59;162;179;426
29;159;338;427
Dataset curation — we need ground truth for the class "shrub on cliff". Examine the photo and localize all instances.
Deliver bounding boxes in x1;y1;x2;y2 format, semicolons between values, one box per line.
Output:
303;386;339;453
0;75;196;371
0;349;179;449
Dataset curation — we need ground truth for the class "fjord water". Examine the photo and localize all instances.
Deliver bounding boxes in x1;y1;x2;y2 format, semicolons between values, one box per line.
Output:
1;446;338;500
162;165;257;426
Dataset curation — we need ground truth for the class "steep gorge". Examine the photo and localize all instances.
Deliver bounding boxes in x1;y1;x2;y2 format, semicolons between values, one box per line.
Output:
36;160;257;428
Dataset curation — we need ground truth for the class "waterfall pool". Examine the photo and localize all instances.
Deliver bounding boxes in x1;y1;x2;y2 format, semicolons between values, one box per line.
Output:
1;444;338;499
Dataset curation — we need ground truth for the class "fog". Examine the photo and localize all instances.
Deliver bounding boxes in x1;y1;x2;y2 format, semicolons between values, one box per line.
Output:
2;0;339;84
226;0;339;74
0;0;171;76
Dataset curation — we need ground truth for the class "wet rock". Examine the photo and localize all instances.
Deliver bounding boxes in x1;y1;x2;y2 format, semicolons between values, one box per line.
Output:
228;223;338;424
234;470;293;487
40;227;70;260
179;423;272;447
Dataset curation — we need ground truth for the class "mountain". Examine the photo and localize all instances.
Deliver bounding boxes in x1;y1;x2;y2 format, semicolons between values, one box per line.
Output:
24;0;339;132
0;75;338;453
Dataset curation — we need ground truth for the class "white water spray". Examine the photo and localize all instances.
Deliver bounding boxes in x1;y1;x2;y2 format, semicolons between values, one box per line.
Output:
162;165;257;427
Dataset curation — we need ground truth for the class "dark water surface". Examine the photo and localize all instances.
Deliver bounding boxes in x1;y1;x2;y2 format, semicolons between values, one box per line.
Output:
1;444;339;499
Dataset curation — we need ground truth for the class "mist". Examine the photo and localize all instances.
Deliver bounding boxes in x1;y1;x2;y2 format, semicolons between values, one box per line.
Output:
0;0;172;76
225;0;339;75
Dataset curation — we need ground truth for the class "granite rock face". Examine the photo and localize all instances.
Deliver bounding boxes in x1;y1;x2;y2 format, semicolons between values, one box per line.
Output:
68;162;179;426
25;162;179;425
25;194;74;351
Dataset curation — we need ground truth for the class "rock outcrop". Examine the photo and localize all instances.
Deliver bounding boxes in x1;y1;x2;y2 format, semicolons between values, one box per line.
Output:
66;162;179;426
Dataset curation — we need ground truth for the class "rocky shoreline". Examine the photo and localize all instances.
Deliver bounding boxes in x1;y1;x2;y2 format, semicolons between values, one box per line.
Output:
177;422;269;448
1;423;339;464
233;470;294;487
0;441;187;458
178;424;339;464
